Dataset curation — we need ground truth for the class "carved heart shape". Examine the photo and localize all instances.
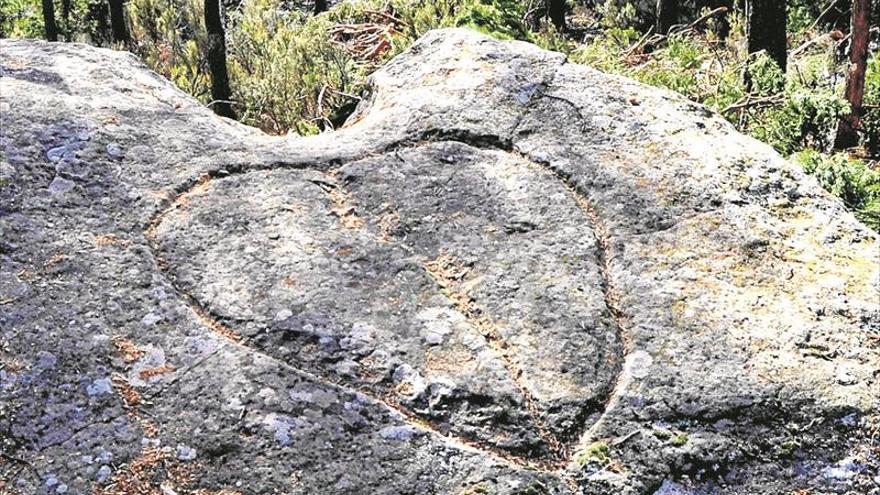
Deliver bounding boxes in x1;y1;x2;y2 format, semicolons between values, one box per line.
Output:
150;141;623;462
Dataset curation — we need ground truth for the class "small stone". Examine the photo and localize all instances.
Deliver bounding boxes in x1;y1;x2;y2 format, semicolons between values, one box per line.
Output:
379;425;420;441
629;350;654;379
289;390;314;402
48;176;75;194
106;143;123;159
86;378;113;396
141;312;162;326
96;465;112;482
423;332;444;345
175;444;197;461
0;161;14;180
836;366;858;386
36;351;58;369
838;413;859;427
46;145;68;162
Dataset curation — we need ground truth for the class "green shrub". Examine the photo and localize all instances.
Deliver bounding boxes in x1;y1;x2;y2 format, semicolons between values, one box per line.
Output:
570;26;641;74
862;54;880;155
572;13;854;158
227;0;360;134
125;0;569;134
795;149;880;230
595;0;638;30
128;0;210;101
0;0;42;38
0;0;108;42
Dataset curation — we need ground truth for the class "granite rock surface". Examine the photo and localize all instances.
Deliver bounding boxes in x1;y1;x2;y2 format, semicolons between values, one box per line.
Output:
1;29;878;495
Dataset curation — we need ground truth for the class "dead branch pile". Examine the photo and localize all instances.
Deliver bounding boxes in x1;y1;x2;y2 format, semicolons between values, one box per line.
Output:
329;10;406;62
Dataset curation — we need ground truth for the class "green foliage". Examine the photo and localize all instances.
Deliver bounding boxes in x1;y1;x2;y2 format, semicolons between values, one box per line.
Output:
751;85;849;155
787;0;823;36
453;0;527;40
669;431;688;446
574;441;611;466
0;0;113;42
128;0;210;101
795;149;880;230
573;13;853;157
123;0;570;134
595;0;637;30
0;0;42;38
227;0;359;134
862;54;880;155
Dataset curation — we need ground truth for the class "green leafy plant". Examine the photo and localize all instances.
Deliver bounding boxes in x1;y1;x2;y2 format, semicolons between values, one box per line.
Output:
795;149;880;230
573;441;611;466
0;0;42;38
128;0;210;101
861;54;880;155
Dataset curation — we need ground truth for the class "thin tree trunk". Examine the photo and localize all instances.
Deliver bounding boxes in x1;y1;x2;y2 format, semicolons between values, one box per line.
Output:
108;0;129;45
205;0;236;119
61;0;71;40
834;0;871;149
314;0;327;14
42;0;58;41
656;0;680;34
746;0;787;72
548;0;566;30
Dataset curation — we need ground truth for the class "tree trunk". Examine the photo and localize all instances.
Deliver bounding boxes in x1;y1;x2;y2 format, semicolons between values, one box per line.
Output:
698;0;733;38
746;0;787;72
42;0;58;41
314;0;327;14
205;0;236;119
834;0;871;150
108;0;129;45
61;0;71;40
548;0;566;30
656;0;679;34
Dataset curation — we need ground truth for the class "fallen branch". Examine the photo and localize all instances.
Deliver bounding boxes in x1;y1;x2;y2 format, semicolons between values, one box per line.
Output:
316;83;328;116
625;6;727;60
722;93;785;114
790;30;844;58
808;0;844;34
329;22;398;62
624;26;655;57
329;88;362;100
364;9;408;27
206;99;240;108
669;6;728;36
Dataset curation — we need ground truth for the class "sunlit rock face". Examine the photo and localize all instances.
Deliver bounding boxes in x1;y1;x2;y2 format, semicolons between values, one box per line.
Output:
1;29;877;495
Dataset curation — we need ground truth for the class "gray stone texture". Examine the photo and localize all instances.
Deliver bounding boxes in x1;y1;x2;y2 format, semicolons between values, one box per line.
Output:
1;29;878;495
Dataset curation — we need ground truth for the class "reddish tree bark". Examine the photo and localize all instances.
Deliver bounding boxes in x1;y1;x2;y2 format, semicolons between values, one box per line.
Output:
834;0;872;149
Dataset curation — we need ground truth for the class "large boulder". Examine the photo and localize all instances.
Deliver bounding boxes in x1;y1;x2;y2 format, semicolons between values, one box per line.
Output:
1;29;877;495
